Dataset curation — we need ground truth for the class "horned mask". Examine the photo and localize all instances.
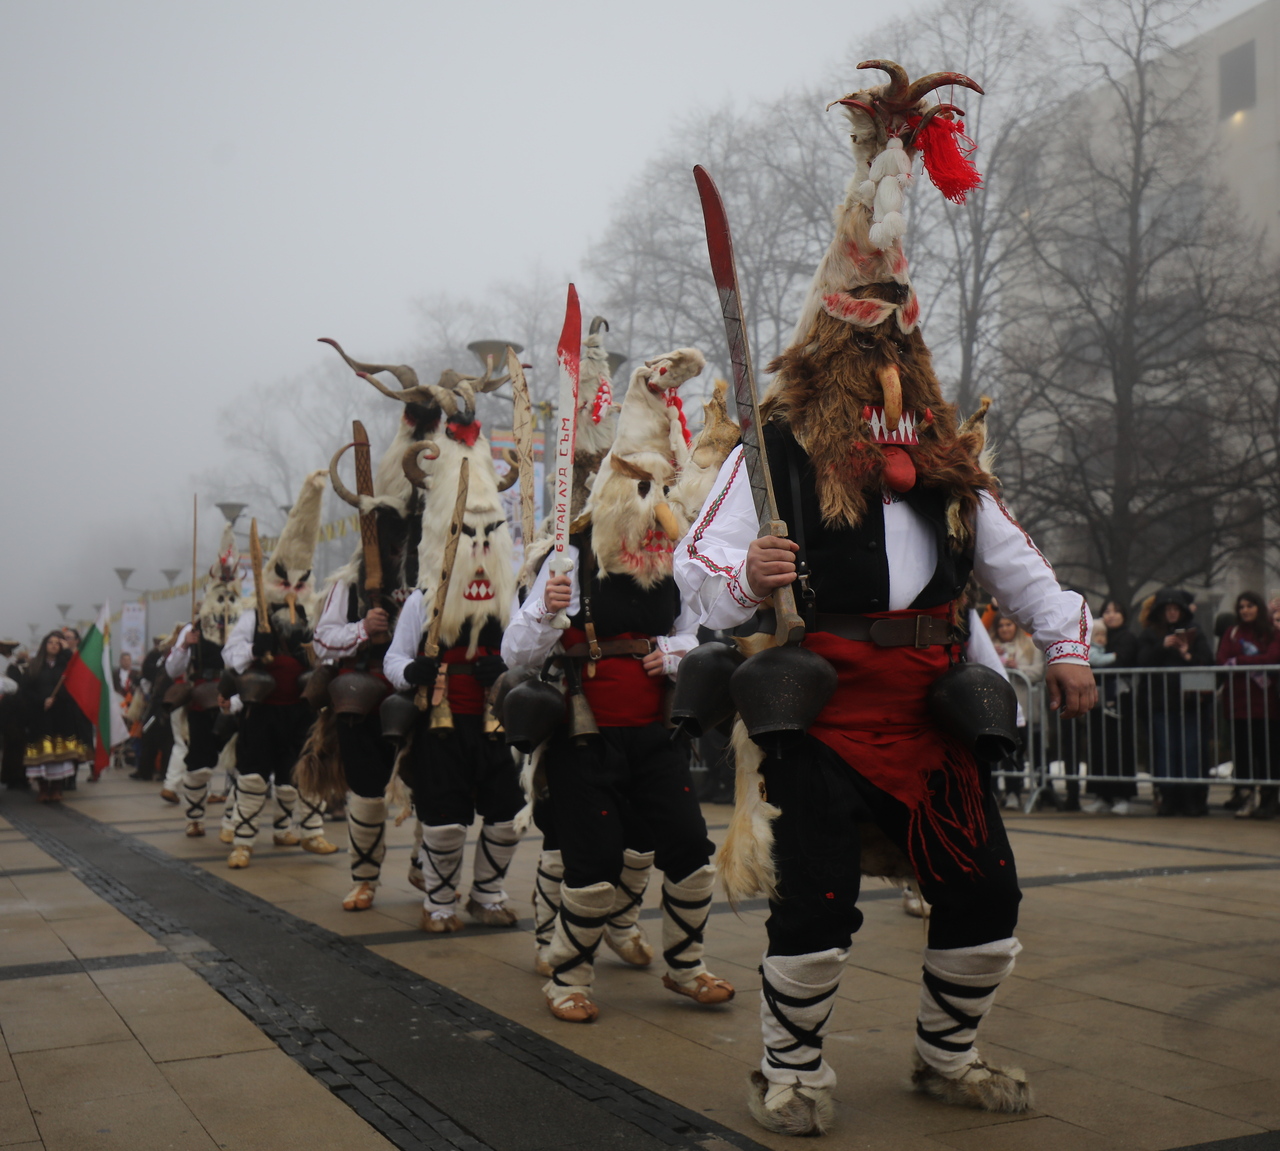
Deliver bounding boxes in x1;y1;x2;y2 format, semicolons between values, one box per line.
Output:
261;470;326;618
401;377;517;655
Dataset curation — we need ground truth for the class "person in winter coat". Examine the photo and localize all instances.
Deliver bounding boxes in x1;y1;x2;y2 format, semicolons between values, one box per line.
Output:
21;632;91;800
1136;588;1214;816
1083;599;1140;814
1216;591;1280;820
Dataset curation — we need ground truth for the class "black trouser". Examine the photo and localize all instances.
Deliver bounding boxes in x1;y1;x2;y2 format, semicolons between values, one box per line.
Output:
545;722;713;890
410;712;522;827
337;711;397;798
762;736;1021;957
532;790;657;856
185;707;230;772
136;710;174;781
236;701;311;783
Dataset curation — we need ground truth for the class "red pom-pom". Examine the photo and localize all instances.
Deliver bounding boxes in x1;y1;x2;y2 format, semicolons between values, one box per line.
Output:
924;408;934;424
912;116;982;204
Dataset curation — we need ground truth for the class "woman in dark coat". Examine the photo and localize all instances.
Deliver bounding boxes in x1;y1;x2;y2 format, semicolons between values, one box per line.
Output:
1085;599;1140;812
1216;591;1280;820
1135;589;1215;816
21;632;90;801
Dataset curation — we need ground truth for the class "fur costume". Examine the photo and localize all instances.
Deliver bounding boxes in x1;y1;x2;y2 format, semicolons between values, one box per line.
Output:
198;524;244;644
583;347;706;589
572;316;621;516
259;469;327;625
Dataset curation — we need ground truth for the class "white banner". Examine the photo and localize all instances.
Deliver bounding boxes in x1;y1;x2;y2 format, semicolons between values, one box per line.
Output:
120;601;147;664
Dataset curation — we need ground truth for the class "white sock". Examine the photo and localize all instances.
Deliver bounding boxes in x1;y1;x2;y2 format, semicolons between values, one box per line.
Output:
916;937;1021;1076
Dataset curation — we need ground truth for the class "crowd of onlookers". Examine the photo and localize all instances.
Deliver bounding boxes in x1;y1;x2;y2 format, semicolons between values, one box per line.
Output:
988;589;1280;820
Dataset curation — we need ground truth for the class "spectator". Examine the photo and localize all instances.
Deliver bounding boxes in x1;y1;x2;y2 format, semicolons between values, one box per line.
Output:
1136;588;1214;816
114;652;137;696
20;632;90;801
1270;596;1280;633
1;642;26;790
1216;591;1280;821
989;614;1044;809
1082;599;1140;814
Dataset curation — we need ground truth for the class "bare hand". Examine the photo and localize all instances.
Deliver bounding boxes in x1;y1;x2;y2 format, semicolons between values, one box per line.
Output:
218;694;230;711
746;536;798;599
364;608;389;635
44;697;54;710
642;648;666;677
544;574;572;613
1046;663;1097;719
184;629;200;647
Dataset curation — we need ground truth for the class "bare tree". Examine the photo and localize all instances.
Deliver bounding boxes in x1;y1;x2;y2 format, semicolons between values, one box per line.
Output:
995;0;1275;605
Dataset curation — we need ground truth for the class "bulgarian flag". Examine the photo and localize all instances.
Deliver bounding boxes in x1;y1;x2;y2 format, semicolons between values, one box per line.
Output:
64;604;128;771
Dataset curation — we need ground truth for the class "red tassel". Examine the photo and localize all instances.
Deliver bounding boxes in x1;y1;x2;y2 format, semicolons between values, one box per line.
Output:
912;116;982;204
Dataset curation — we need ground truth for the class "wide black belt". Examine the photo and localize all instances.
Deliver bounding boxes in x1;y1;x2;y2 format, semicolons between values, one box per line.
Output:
561;638;654;660
814;613;957;647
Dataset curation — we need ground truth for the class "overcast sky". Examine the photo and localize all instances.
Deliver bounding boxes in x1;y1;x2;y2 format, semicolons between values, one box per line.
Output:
0;0;1253;645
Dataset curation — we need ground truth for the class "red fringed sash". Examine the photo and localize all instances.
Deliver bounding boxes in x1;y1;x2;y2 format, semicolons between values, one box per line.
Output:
803;604;989;881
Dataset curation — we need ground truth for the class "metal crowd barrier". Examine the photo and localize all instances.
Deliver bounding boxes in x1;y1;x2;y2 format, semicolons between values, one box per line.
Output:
996;664;1280;811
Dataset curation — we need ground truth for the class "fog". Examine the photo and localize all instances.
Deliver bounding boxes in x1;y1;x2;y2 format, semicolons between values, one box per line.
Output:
0;0;1251;647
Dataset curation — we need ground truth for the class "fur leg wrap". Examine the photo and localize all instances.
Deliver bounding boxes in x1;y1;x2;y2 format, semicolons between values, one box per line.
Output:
420;823;466;913
604;848;654;967
718;721;779;904
469;820;520;906
542;881;614;1004
232;773;269;845
182;766;214;821
748;948;846;1137
272;783;298;831
915;938;1020;1076
661;864;715;985
346;793;387;885
533;849;564;950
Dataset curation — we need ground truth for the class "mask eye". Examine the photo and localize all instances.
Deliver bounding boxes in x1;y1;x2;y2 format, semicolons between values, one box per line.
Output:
637;480;651;498
274;561;288;580
855;335;877;352
662;485;670;497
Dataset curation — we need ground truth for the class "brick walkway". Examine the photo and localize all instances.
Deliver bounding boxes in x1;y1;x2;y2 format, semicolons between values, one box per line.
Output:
2;773;1279;1151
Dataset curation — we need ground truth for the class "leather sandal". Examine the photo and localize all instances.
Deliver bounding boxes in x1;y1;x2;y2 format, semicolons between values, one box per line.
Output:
546;991;598;1023
342;882;377;911
663;972;736;1005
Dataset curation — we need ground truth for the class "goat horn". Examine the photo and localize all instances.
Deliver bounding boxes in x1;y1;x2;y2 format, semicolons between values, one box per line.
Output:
328;442;361;509
878;363;903;433
496;448;520;492
903;102;966;147
589;316;609;334
856;59;910;105
357;371;457;415
401;440;440;489
903;71;984;107
317;338;419;390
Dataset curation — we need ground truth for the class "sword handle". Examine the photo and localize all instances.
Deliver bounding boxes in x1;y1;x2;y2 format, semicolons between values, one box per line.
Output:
763;519;806;647
547;552;574;631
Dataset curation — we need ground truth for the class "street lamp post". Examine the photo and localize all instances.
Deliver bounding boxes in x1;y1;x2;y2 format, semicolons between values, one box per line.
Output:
161;569;182;587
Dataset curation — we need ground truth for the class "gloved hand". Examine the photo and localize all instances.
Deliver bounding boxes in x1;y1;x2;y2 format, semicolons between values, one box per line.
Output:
473;654;507;688
403;656;440;688
252;631;279;658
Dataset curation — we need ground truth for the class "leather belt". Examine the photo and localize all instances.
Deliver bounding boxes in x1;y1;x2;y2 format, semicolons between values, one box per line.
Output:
814;613;957;647
561;638;654;659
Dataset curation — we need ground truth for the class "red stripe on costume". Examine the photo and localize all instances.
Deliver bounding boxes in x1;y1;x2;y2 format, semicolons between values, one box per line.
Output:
686;454;744;577
441;645;494;715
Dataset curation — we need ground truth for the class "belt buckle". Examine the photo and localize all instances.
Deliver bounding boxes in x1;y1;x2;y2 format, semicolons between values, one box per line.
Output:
914;616;929;648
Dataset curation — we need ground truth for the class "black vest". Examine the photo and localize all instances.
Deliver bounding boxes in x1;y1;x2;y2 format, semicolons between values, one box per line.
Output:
568;529;680;639
191;636;225;677
763;423;972;615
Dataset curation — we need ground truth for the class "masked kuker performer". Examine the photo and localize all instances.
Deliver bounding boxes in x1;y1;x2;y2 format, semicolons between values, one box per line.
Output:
674;63;1096;1136
504;346;738;1024
223;471;338;867
384;373;524;933
164;524;244;838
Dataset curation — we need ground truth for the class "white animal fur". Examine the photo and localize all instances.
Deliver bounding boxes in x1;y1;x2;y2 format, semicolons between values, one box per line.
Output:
575;325;619;462
716;720;780;904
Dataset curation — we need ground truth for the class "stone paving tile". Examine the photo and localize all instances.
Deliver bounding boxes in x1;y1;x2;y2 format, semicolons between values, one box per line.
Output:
160;1048;396;1151
0;1077;41;1146
0;910;76;967
14;1037;170;1108
44;911;166;960
31;1086;220;1151
1170;1078;1280;1130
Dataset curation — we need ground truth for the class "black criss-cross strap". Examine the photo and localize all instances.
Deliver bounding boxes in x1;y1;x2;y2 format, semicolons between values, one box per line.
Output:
606;859;646;930
916;968;996;1054
661;887;711;972
471;826;513;899
420;838;463;908
348;809;386;879
760;966;839;1072
550;901;610;986
533;860;561;942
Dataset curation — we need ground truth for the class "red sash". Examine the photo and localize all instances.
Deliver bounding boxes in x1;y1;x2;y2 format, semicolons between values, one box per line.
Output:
562;627;665;727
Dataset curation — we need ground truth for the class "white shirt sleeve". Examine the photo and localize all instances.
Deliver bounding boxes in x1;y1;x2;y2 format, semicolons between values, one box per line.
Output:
972;492;1091;665
500;544;581;670
223;611;256;674
673;448;767;632
384;591;425;691
312;581;367;663
164;624;194;679
0;675;16;696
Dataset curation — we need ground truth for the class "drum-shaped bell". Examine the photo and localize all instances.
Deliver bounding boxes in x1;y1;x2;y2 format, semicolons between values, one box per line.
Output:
730;645;837;749
669;641;743;736
501;678;567;753
926;661;1019;761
